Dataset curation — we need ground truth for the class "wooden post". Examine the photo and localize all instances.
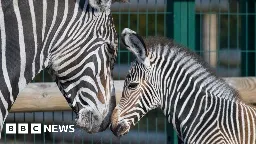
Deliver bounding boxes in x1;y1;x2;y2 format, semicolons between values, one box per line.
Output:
203;14;218;67
196;0;228;68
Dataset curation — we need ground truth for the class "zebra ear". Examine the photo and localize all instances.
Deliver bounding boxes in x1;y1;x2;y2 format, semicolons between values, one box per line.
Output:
121;28;149;66
112;0;129;3
89;0;128;10
89;0;111;11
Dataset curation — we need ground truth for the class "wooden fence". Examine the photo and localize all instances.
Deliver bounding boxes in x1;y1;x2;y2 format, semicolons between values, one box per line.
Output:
10;77;256;112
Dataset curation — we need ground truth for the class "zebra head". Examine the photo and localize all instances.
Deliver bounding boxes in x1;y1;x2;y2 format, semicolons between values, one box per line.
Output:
48;0;120;134
111;28;160;137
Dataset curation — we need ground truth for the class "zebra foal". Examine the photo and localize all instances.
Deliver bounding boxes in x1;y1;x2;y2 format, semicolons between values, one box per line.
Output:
0;0;127;136
111;28;256;144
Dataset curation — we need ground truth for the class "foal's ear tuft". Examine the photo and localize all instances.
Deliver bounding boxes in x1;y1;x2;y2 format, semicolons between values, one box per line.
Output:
124;34;148;60
112;0;129;3
130;34;147;58
89;0;111;11
121;28;150;67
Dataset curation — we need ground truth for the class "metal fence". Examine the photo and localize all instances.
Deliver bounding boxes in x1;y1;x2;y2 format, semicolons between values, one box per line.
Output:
2;0;255;144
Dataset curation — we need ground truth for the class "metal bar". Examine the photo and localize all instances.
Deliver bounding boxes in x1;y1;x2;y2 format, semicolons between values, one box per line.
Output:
241;0;255;76
173;1;181;42
188;2;195;50
180;1;188;45
166;1;178;142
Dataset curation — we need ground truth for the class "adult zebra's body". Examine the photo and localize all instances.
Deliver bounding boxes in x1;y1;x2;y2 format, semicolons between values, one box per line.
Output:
111;28;256;144
0;0;122;136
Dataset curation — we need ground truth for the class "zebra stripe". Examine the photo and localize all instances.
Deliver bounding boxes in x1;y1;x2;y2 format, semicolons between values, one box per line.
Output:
13;0;27;90
111;28;256;144
0;0;118;135
0;1;13;104
28;0;38;78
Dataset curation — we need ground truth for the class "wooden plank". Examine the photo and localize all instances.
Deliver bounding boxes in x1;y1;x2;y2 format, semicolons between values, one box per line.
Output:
9;78;256;112
224;77;256;106
10;83;70;112
10;81;124;112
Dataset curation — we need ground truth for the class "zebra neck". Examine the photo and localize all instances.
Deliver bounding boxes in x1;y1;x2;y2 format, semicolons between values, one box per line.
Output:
0;0;64;131
0;0;103;102
157;48;238;108
160;72;239;139
155;48;239;137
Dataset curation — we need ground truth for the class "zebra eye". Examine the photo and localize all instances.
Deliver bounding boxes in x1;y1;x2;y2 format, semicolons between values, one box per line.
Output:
128;82;139;89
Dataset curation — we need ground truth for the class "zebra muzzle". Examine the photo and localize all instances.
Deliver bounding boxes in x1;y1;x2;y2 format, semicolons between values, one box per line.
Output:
110;120;130;137
111;106;130;137
75;107;103;133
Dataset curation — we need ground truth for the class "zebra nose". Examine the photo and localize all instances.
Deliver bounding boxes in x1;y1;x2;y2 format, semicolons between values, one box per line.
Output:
110;123;121;137
110;121;130;137
75;108;103;133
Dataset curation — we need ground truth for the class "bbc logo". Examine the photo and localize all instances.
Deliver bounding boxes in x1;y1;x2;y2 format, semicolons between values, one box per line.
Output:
6;123;41;134
5;123;75;134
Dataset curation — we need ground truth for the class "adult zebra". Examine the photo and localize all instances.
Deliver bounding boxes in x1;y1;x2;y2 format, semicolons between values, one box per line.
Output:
0;0;124;136
111;28;256;144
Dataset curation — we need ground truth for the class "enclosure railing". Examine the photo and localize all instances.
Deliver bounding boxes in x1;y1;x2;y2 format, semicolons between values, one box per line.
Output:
4;77;255;144
11;78;256;113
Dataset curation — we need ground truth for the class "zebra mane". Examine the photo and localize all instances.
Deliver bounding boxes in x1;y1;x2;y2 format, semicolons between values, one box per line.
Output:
143;36;216;76
143;36;174;49
142;36;241;100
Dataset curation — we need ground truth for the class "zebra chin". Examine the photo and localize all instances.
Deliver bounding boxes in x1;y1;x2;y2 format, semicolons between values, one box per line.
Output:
75;107;109;133
110;120;130;137
110;108;131;137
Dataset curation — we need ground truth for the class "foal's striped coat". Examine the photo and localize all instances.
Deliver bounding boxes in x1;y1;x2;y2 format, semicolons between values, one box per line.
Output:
111;28;256;144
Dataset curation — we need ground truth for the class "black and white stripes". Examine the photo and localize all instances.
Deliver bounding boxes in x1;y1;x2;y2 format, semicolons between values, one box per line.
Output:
111;28;256;144
0;0;118;135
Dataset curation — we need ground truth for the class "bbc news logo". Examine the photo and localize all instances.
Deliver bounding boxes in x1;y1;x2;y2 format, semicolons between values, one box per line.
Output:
6;123;75;134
